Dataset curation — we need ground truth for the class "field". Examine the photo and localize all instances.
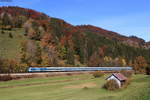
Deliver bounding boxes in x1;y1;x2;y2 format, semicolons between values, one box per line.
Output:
0;74;150;100
0;28;27;59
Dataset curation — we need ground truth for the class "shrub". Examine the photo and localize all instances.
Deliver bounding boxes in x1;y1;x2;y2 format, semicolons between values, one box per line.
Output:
92;71;104;78
103;80;119;91
83;86;89;90
123;78;131;88
146;66;150;75
1;30;5;34
0;74;13;81
66;73;72;76
120;70;133;78
8;32;13;38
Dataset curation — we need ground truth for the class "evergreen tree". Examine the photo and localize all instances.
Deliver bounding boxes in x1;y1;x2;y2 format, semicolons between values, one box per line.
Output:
57;43;67;59
66;47;75;65
66;40;75;65
35;43;42;64
2;13;12;27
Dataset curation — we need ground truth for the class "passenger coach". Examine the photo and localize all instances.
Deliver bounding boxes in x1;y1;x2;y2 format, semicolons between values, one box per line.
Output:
28;67;133;72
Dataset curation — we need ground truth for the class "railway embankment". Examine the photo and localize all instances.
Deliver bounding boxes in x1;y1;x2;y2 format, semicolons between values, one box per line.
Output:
0;71;93;81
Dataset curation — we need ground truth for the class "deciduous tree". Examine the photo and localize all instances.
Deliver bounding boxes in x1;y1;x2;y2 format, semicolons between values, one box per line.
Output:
133;56;148;73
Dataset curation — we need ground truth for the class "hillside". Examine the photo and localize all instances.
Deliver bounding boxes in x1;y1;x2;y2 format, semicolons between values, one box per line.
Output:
0;28;27;59
0;6;150;73
76;25;148;48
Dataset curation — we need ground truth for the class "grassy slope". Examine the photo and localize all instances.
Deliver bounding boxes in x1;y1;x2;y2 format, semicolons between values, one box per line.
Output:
0;74;149;100
0;28;27;59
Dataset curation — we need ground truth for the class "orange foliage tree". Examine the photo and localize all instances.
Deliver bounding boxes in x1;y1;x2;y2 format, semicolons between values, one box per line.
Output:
133;56;148;73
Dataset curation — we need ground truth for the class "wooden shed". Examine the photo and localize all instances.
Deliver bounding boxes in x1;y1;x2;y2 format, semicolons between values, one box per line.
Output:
106;73;127;87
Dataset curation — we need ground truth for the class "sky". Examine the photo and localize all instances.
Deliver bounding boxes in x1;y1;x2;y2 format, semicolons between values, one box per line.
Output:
0;0;150;41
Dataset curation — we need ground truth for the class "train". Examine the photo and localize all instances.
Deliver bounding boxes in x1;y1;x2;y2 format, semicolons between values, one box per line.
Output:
28;67;133;72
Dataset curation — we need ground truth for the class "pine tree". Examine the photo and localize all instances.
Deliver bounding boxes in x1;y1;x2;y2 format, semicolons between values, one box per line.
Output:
57;43;67;59
66;47;75;65
2;13;12;27
35;43;42;64
66;40;75;65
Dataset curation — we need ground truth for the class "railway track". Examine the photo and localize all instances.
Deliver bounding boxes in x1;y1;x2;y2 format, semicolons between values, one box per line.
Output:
0;70;131;78
0;71;94;79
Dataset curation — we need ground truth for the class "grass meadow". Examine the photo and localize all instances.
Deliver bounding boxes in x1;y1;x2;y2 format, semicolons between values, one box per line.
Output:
0;74;149;100
0;28;27;59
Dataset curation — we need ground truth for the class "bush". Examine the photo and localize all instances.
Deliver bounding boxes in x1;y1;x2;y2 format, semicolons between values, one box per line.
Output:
103;80;119;91
92;71;104;78
120;70;133;78
123;78;131;88
1;30;5;34
83;86;89;90
146;66;150;75
0;74;13;81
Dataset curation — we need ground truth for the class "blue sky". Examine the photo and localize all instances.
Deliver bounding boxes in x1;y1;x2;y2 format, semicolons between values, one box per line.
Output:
0;0;150;41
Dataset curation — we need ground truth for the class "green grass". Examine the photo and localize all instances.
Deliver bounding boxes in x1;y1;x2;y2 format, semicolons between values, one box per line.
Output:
0;74;149;100
0;28;27;59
